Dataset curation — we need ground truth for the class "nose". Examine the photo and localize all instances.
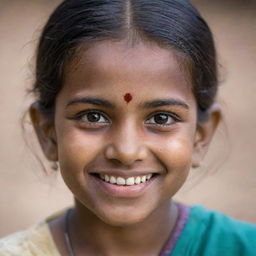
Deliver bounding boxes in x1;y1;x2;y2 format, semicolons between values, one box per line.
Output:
104;123;148;166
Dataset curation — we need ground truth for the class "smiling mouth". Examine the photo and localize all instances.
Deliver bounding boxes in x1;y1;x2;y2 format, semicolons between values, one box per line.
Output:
92;173;158;186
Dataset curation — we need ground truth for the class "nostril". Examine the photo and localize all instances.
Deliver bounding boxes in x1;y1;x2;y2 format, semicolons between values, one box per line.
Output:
104;141;148;166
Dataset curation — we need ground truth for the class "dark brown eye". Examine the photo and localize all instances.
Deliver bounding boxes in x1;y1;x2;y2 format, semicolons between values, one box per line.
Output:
154;114;169;124
87;112;101;122
146;113;176;126
80;111;109;123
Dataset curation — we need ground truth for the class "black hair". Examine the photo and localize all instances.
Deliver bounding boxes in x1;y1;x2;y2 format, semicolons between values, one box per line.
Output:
33;0;218;121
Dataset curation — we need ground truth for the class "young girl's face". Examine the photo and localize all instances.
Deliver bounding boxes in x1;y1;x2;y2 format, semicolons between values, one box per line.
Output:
35;40;210;226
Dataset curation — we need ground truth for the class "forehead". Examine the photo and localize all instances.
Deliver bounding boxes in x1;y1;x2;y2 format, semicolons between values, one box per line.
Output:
62;39;194;103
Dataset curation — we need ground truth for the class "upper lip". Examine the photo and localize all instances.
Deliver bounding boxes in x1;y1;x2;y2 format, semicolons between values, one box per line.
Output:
89;170;161;178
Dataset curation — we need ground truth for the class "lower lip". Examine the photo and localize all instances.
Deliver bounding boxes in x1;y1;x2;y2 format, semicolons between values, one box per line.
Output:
91;175;157;198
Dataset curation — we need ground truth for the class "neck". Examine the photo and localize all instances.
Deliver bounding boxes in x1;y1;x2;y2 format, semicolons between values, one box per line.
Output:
70;199;178;256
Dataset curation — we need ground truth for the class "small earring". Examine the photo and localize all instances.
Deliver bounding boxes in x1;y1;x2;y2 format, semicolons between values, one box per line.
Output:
51;161;58;171
192;162;201;169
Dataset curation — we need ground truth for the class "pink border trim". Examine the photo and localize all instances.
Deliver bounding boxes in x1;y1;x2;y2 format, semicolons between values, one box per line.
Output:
160;203;190;256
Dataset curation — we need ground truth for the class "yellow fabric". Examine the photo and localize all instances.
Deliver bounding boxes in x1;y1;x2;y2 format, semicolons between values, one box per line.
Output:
0;218;61;256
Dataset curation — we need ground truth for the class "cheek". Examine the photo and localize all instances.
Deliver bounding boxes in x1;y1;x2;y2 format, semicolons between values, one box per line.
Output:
157;136;194;172
56;127;104;178
154;136;194;197
56;128;107;205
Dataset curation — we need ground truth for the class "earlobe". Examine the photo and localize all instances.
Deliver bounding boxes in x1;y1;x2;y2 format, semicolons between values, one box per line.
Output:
29;102;58;162
192;103;222;168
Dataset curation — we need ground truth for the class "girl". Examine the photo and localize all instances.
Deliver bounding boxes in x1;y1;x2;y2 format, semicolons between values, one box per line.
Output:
1;0;256;255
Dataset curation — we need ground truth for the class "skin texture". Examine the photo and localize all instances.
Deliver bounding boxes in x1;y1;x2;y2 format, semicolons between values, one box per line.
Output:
30;39;220;256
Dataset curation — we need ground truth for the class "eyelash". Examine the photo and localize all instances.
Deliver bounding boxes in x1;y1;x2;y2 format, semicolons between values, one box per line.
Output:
145;111;181;127
73;110;110;127
72;110;181;128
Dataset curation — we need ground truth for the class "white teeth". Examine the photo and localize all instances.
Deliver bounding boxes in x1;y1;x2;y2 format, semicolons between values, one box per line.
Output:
116;177;126;185
135;176;141;184
126;177;135;186
98;173;154;185
141;175;146;183
110;176;116;184
146;174;152;180
105;174;110;182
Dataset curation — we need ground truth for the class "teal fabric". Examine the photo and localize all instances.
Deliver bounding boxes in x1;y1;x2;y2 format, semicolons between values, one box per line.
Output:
171;206;256;256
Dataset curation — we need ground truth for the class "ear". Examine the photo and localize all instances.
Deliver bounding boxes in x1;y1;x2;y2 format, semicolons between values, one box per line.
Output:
192;103;222;168
29;102;58;162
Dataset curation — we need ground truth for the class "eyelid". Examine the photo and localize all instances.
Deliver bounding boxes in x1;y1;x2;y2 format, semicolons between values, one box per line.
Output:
146;111;181;121
145;111;181;127
73;109;111;123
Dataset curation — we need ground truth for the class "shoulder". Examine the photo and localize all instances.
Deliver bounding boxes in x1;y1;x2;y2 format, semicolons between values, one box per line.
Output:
190;205;256;237
0;221;60;256
173;205;256;256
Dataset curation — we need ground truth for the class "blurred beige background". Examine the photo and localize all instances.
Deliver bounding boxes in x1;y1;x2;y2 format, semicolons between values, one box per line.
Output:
0;0;255;237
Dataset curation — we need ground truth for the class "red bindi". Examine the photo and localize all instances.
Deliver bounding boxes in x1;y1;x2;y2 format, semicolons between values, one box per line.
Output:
124;93;133;103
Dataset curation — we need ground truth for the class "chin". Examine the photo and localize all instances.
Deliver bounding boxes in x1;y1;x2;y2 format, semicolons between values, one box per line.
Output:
75;191;163;228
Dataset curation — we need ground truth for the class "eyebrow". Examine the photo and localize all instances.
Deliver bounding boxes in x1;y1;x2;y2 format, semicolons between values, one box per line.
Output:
66;97;189;110
66;97;115;108
141;99;189;109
